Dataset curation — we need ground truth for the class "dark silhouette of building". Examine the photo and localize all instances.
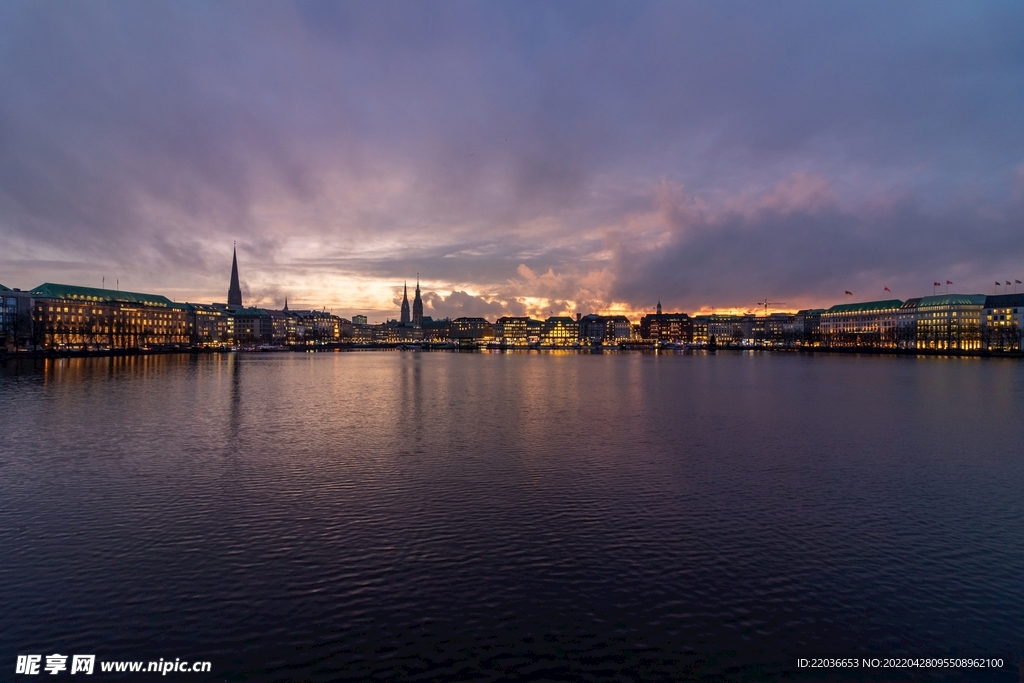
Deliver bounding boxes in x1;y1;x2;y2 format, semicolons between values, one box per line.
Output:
412;276;423;327
228;245;243;308
400;282;410;324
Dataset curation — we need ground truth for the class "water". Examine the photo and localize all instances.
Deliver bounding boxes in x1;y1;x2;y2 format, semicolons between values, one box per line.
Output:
1;351;1022;681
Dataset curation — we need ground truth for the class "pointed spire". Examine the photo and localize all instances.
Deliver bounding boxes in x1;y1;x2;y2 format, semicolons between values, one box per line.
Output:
412;273;423;327
400;280;411;324
228;243;242;308
656;299;662;316
283;297;288;312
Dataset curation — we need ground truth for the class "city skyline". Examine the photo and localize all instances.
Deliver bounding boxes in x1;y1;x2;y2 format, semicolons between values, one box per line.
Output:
2;2;1023;320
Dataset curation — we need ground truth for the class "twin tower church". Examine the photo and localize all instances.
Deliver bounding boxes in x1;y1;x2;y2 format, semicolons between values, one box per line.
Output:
399;279;424;327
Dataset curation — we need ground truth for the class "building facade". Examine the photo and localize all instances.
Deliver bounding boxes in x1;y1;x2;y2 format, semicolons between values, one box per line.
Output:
820;299;902;347
981;293;1024;351
29;283;190;350
912;294;985;351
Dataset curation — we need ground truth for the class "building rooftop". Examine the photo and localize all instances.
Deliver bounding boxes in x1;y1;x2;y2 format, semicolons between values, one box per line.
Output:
824;299;903;314
30;282;175;308
899;298;922;310
0;284;9;291
917;294;986;307
982;293;1024;309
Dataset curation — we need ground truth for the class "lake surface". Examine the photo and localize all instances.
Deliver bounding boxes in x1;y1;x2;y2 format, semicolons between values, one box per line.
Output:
1;351;1022;681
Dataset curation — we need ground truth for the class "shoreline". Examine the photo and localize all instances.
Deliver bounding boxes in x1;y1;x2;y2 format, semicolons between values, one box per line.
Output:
2;344;1022;361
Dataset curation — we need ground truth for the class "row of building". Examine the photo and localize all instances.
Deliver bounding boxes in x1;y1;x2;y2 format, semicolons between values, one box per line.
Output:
2;250;1022;352
3;284;1021;353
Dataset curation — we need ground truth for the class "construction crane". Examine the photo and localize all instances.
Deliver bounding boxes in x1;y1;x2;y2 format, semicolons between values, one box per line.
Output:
755;299;786;315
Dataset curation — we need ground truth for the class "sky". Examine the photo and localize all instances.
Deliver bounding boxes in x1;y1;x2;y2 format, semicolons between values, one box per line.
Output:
1;1;1023;322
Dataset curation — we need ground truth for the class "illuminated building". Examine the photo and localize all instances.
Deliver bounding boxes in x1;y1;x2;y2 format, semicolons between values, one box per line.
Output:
695;314;748;345
494;316;535;346
981;293;1024;351
895;299;921;349
820;299;902;347
912;294;985;350
762;313;794;345
30;283;190;350
541;316;578;346
185;303;232;347
421;317;451;342
579;315;633;344
292;310;343;344
787;310;824;345
450;317;495;343
639;310;691;343
352;315;368;325
232;308;273;344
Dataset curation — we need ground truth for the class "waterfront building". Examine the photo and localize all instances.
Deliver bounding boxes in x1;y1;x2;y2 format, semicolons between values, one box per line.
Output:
421;317;452;342
351;322;374;342
981;293;1024;351
580;314;633;344
896;299;922;349
185;303;233;347
639;311;692;343
450;317;495;343
267;309;296;344
541;316;579;346
763;313;794;345
691;316;709;344
232;308;273;344
820;299;902;347
700;315;748;345
912;294;985;350
1;287;36;351
291;310;343;344
30;283;190;350
494;316;535;346
786;310;824;346
352;315;368;326
579;314;605;344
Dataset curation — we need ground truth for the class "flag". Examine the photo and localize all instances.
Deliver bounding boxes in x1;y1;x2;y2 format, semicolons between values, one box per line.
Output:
934;282;941;287
845;291;852;296
1007;281;1012;286
997;281;1001;285
1017;280;1022;284
946;280;953;285
884;286;890;292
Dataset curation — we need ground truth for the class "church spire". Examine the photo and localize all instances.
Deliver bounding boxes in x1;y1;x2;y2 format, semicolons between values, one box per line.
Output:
283;296;288;312
656;299;662;316
228;242;242;308
412;273;423;327
400;281;411;324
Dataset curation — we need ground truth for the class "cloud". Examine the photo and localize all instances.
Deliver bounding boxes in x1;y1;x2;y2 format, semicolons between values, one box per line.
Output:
0;2;1022;315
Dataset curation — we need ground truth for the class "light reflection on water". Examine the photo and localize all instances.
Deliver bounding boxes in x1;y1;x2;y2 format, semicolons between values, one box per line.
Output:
1;351;1022;681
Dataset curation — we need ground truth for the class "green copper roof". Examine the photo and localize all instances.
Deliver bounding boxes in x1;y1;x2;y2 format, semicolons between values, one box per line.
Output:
0;284;9;291
231;307;270;316
824;299;903;314
30;282;174;307
917;294;986;307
